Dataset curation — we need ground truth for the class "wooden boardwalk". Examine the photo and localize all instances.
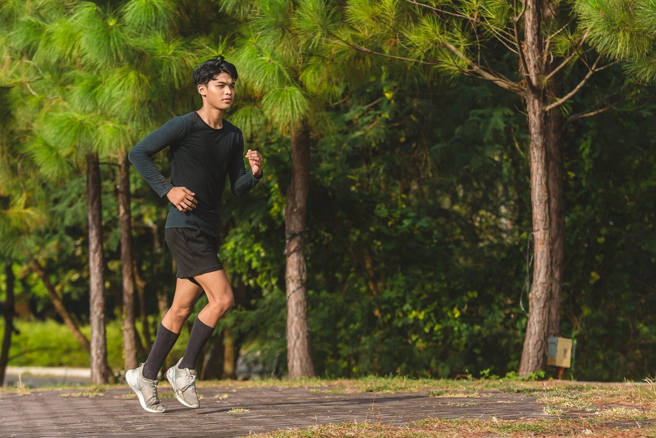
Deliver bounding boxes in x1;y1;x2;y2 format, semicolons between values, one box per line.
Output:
0;386;554;437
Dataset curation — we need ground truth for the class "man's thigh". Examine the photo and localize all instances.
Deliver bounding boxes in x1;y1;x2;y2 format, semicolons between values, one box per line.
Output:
192;270;233;302
171;278;204;309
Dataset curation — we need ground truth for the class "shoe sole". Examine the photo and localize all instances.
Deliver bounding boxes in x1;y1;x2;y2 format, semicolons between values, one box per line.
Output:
126;369;167;413
166;367;200;409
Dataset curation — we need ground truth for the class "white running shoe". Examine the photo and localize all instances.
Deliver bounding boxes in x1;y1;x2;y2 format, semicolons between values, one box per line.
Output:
125;363;167;413
166;358;200;408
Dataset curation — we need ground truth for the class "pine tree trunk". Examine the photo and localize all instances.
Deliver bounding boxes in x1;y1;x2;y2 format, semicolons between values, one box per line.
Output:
118;150;138;370
87;153;110;383
28;259;90;352
223;327;236;379
133;260;152;351
518;0;553;376
546;65;564;338
157;287;169;321
0;262;15;386
285;122;315;378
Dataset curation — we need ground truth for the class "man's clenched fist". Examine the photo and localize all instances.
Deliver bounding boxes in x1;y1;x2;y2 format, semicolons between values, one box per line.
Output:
245;149;264;177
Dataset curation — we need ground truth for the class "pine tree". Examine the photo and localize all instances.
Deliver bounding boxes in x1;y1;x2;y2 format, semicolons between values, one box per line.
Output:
307;0;622;375
221;0;348;377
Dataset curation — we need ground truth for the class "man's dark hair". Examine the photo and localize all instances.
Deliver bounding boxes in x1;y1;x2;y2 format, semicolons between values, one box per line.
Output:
193;55;238;88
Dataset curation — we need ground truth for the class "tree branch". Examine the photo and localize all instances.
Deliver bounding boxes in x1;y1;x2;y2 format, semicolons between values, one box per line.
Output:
562;100;621;130
544;53;603;112
404;0;476;22
443;42;525;94
543;51;577;83
544;28;592;84
545;16;576;43
593;60;618;72
405;0;516;41
323;37;438;65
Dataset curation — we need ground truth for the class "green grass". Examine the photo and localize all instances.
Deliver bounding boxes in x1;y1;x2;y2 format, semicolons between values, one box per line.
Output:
2;318;190;369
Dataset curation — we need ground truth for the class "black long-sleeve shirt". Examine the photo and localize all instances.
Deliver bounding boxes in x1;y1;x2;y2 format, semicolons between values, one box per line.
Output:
128;111;262;236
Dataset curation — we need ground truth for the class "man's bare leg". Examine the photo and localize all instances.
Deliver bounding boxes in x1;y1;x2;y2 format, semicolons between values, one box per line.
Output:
192;269;234;326
141;279;203;380
166;270;233;408
177;270;233;368
126;278;204;413
162;278;204;333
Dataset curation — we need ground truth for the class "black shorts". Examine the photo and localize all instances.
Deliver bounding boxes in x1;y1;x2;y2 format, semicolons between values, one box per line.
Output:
164;227;223;286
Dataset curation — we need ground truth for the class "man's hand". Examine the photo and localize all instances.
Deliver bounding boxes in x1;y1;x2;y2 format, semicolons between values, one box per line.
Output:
166;187;197;212
245;149;264;177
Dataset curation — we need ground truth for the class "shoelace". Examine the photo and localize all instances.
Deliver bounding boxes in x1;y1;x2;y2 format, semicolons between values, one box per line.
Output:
147;379;162;404
179;368;198;394
138;364;161;404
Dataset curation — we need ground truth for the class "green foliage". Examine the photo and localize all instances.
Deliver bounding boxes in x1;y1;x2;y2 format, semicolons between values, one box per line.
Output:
577;0;656;84
122;0;176;34
576;0;652;61
261;86;311;128
0;0;655;385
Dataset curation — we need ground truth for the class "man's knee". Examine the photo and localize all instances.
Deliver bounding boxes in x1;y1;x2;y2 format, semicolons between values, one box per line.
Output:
209;292;234;312
170;304;193;321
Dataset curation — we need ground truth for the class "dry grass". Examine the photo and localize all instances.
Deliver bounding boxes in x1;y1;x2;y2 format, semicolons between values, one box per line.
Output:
254;418;656;437
428;389;480;398
15;374;31;396
59;385;106;398
59;391;104;398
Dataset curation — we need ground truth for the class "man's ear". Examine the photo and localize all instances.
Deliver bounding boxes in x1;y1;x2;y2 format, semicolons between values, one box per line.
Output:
197;84;206;97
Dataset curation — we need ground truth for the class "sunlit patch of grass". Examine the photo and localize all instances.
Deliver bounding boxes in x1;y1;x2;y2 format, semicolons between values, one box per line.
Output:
196;377;330;389
595;406;656;422
494;383;547;396
538;387;594;413
1;382;115;395
58;385;105;398
428;389;480;398
584;380;656;409
255;418;656;437
543;405;565;416
310;389;347;394
446;401;478;407
59;391;104;398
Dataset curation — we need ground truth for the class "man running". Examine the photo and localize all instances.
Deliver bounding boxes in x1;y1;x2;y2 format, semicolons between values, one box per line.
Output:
126;56;263;413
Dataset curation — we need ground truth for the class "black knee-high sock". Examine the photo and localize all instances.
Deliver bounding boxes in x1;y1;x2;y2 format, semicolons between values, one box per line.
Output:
179;316;215;370
143;323;180;380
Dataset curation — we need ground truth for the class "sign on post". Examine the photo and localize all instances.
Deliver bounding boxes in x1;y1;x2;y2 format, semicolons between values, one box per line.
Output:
547;336;573;368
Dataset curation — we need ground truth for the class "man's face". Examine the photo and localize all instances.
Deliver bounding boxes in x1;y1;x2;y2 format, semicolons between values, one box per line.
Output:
198;72;235;110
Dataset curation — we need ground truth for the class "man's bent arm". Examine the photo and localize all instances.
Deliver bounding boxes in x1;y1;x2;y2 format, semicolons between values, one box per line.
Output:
128;117;187;198
228;135;262;198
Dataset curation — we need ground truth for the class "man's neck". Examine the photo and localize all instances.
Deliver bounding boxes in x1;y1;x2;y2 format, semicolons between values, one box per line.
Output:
196;106;225;129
